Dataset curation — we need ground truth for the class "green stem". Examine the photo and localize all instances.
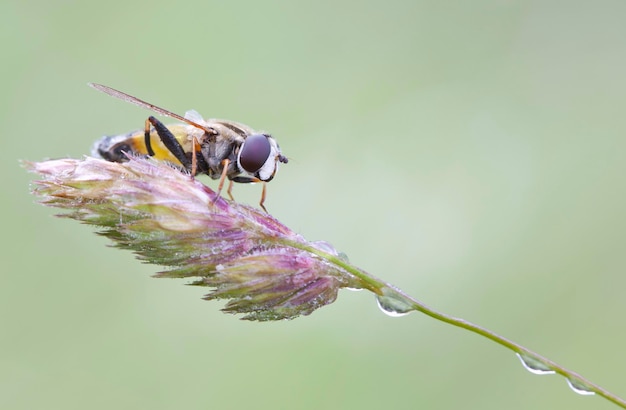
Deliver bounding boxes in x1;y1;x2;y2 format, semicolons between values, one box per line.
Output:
282;238;626;409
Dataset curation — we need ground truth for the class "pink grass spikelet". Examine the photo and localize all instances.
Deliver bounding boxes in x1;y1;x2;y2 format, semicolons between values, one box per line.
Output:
26;156;366;320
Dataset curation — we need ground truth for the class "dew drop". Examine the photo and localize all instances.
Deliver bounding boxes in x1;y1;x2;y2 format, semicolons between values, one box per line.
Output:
310;240;349;262
516;353;555;375
375;287;414;317
311;240;339;255
345;287;363;292
566;378;595;396
337;252;350;263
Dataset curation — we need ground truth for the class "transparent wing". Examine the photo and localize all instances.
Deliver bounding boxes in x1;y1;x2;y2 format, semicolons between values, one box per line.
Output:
184;109;205;123
89;83;215;134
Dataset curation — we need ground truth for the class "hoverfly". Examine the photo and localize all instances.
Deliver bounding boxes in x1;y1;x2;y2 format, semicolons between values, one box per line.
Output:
89;83;288;212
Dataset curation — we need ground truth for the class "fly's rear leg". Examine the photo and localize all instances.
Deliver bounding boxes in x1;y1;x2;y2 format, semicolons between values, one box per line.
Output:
144;119;155;157
145;116;194;174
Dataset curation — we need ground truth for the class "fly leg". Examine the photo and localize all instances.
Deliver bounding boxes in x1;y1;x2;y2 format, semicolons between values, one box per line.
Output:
226;180;235;201
146;116;193;174
144;119;155;156
231;176;267;213
211;158;231;206
259;182;267;213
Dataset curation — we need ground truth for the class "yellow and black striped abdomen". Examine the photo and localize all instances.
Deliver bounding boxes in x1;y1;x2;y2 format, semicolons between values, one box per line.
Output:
92;124;191;167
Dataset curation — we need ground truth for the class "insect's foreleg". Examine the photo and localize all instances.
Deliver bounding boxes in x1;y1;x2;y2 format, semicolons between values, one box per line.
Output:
259;182;267;213
226;180;235;201
230;176;267;213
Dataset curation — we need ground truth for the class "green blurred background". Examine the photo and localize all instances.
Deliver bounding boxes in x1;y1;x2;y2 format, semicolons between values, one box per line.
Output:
2;1;626;409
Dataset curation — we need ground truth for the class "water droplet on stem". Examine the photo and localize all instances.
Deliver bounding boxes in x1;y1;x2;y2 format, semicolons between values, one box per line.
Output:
516;353;555;375
375;287;414;317
566;378;595;396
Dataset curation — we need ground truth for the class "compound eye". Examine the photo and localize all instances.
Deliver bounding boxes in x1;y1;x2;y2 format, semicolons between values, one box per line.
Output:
239;134;271;173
